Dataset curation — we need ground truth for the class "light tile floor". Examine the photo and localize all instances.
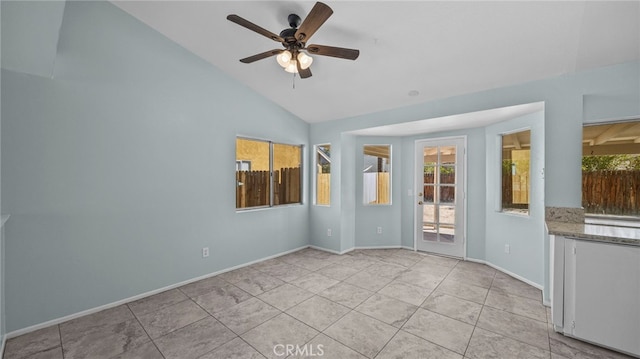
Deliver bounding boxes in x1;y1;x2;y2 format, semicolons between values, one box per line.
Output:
3;248;634;359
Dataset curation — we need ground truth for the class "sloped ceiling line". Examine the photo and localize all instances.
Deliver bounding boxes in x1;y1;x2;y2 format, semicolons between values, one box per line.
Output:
0;0;66;78
111;1;639;124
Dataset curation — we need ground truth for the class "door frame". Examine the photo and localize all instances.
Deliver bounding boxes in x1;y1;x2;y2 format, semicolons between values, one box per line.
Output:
413;136;467;259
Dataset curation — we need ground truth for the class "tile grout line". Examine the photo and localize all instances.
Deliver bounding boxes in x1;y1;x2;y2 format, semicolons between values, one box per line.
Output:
124;304;150;355
472;270;555;354
302;255;394;358
189;293;270;358
57;324;65;359
314;253;443;358
465;303;487;358
7;248;618;359
125;302;167;359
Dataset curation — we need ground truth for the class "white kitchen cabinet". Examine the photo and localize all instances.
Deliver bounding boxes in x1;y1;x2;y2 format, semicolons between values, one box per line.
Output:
551;235;640;357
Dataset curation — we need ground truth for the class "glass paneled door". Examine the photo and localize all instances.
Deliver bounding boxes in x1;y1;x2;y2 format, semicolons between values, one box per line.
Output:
415;138;465;258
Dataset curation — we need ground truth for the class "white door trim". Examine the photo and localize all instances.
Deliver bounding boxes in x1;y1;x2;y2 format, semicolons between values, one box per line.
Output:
413;136;467;259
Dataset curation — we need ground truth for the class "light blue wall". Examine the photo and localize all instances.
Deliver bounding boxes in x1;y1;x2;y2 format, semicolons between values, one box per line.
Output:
0;1;65;78
1;1;309;332
485;112;545;286
339;134;356;252
582;68;640;124
354;137;402;248
310;61;639;290
309;132;342;253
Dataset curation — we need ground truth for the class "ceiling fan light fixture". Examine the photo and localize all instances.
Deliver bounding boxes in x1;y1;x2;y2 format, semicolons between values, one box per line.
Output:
284;60;298;73
276;50;293;68
297;52;313;70
277;51;313;73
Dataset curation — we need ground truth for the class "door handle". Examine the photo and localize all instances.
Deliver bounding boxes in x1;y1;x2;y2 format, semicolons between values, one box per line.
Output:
418;201;423;205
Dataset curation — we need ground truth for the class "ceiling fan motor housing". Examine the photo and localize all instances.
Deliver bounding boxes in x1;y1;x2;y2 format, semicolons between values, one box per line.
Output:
279;27;297;41
280;14;302;45
288;14;301;28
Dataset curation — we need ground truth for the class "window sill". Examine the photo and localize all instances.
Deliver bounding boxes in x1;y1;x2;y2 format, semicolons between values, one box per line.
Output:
499;209;530;218
236;204;304;213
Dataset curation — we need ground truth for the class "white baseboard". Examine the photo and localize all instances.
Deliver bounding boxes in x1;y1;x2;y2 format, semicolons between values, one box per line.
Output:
466;257;544;291
313;244;418;254
339;247;355;255
315;249;544;297
308;245;356;255
5;245;309;339
465;257;486;264
7;245;548;339
308;245;342;255
354;245;403;250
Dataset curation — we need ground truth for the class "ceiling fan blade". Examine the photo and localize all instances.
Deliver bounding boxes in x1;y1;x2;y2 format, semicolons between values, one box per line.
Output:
240;49;283;64
227;14;284;43
295;2;333;43
306;45;359;60
296;60;312;79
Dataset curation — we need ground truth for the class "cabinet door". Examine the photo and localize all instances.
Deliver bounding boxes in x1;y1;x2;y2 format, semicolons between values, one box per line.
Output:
550;235;565;330
569;240;640;356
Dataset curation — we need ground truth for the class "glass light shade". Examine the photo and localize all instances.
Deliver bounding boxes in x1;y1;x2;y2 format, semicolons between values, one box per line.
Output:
297;52;313;69
276;50;292;68
284;60;298;73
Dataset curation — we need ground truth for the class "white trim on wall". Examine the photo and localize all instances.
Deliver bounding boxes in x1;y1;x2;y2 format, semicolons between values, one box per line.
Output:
466;257;545;293
353;245;403;250
8;243;549;339
5;245;309;339
309;245;352;255
320;245;546;305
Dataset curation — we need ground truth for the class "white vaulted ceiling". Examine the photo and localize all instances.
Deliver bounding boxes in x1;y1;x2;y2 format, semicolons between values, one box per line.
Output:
109;1;639;124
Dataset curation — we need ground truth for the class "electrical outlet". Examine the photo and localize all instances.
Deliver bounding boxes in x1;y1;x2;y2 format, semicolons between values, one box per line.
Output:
202;247;210;258
504;244;510;254
377;227;383;234
327;228;332;237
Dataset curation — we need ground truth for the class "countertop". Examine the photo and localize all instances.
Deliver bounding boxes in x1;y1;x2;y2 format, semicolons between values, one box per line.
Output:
546;220;640;246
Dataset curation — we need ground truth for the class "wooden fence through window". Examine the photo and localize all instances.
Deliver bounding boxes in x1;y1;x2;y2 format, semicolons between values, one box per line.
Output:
422;173;455;203
317;173;331;205
238;169;640;215
501;172;529;208
582;170;640;216
373;173;390;204
236;167;301;208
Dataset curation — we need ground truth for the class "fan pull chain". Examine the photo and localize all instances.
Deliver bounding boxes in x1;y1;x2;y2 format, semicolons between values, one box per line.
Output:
292;72;296;89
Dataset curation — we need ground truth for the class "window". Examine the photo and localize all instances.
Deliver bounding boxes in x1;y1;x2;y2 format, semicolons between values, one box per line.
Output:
501;130;530;215
363;144;391;205
235;137;302;209
315;144;331;205
582;120;640;217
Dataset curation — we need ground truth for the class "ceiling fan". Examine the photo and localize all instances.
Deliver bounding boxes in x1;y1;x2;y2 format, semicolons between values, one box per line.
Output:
227;2;359;79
